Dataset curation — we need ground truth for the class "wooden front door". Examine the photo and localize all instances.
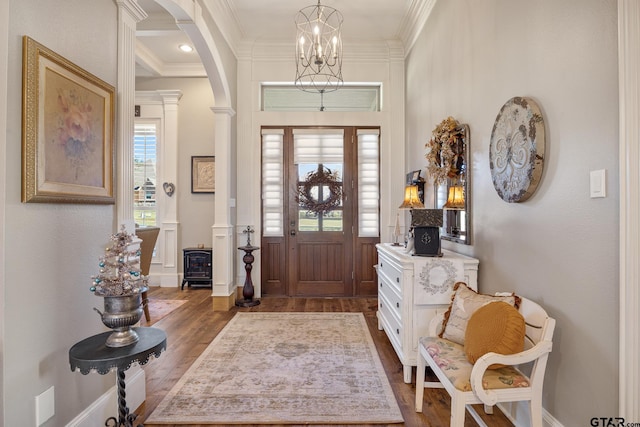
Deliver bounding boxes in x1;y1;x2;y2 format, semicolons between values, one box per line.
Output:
261;126;379;297
288;132;353;296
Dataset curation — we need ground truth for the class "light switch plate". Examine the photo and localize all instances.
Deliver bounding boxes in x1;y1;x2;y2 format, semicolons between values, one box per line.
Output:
590;169;606;198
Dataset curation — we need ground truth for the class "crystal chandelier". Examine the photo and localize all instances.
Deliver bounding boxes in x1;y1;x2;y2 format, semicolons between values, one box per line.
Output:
295;0;343;94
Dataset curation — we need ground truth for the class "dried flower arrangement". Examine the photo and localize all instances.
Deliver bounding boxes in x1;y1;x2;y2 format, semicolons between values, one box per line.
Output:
425;116;467;184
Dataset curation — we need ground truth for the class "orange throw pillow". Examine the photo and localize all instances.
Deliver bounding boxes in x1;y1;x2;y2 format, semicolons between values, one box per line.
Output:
464;301;525;369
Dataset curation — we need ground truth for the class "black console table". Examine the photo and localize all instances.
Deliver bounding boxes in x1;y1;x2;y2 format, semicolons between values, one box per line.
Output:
69;327;167;427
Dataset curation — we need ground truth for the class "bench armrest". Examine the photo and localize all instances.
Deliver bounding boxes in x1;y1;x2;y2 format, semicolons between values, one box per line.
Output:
470;340;553;405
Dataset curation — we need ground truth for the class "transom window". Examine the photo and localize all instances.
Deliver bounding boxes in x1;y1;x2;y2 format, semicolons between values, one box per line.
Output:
261;84;381;112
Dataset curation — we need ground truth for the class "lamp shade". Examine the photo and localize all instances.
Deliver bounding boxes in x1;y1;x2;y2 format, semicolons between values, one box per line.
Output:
399;185;425;209
443;185;465;210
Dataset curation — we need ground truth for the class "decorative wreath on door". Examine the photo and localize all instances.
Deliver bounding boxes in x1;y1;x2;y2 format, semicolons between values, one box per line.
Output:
296;167;343;215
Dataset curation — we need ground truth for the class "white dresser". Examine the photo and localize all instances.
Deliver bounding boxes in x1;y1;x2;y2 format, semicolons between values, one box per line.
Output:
376;243;479;383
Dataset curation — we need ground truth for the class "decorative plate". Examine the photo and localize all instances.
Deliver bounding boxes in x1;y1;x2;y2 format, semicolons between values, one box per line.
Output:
489;97;545;203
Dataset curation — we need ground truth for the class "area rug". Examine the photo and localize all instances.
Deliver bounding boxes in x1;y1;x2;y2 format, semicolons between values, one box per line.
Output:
146;312;404;425
140;299;187;326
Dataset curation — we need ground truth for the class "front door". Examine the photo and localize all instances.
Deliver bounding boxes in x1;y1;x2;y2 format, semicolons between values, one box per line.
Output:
288;128;353;296
261;126;379;297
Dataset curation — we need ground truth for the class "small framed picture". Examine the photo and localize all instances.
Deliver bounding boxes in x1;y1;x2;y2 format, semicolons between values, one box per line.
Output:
191;156;215;193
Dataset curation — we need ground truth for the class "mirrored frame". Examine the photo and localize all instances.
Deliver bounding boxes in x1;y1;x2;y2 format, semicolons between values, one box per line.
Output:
436;124;471;244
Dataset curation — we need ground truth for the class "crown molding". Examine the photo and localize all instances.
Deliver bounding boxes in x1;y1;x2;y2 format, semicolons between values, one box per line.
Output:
200;0;421;61
398;0;437;56
201;0;244;58
248;39;403;63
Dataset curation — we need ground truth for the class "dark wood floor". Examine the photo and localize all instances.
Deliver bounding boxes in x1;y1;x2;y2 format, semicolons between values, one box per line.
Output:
136;287;514;427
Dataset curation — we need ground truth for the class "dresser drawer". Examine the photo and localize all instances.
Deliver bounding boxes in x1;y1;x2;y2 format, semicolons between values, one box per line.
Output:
378;290;403;350
378;277;402;320
378;255;403;294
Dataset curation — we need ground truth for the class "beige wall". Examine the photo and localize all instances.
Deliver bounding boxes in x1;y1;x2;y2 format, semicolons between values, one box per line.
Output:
135;77;216;264
405;0;618;424
4;0;119;425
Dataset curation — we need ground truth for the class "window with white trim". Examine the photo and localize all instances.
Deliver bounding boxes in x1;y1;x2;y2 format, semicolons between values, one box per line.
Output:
134;121;158;227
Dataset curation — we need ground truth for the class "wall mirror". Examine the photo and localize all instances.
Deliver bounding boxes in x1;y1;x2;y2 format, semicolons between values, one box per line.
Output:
433;124;470;244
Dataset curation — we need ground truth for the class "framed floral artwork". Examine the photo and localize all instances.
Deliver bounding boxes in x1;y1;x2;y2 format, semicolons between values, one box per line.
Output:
191;156;215;193
21;36;115;204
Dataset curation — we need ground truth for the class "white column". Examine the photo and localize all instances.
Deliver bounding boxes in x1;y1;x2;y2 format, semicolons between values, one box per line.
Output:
114;0;147;230
618;0;640;419
387;40;406;240
211;107;236;308
158;91;182;287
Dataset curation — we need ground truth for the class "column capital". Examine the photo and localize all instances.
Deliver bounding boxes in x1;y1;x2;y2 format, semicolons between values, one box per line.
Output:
114;0;148;22
210;106;236;117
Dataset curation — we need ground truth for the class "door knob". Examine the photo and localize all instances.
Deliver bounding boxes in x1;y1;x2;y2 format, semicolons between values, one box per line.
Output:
290;230;296;236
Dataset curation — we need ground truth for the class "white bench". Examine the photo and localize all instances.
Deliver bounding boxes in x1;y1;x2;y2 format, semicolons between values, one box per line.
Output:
415;296;555;427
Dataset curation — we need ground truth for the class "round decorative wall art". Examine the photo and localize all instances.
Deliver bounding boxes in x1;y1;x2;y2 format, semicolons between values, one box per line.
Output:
489;97;545;203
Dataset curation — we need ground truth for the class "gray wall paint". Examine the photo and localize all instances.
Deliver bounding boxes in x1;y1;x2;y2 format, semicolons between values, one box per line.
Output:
135;77;216;262
405;0;618;424
5;0;118;425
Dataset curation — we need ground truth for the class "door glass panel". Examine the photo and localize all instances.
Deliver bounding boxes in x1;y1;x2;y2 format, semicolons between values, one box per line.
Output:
323;210;343;231
296;163;343;232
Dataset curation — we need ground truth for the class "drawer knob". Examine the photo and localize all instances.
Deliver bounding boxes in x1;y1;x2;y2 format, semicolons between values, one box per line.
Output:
396;302;400;308
396;277;400;283
380;262;383;268
396;328;400;335
380;282;383;288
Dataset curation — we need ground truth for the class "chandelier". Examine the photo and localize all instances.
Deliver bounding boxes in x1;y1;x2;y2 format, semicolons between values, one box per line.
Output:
295;0;343;94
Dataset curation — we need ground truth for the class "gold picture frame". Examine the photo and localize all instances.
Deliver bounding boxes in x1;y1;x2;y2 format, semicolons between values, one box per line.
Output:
191;156;215;193
21;36;115;204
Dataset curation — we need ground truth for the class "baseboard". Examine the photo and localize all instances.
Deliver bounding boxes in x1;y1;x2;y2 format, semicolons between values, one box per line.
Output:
497;402;564;427
212;293;235;311
65;366;146;427
159;273;179;287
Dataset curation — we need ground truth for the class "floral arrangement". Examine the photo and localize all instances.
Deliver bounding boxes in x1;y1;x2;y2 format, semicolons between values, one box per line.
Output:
90;225;145;297
296;167;343;215
425;116;467;185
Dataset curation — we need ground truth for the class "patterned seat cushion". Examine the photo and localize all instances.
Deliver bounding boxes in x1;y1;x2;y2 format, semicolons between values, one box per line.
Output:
421;336;530;392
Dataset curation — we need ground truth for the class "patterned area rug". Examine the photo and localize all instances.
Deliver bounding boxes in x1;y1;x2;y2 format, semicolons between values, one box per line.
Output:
140;299;187;326
146;312;404;425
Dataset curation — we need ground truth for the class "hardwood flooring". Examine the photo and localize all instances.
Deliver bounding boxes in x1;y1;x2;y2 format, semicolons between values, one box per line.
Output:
136;287;514;427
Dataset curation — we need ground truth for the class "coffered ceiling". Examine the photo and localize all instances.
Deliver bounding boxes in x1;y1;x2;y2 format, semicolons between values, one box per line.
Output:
135;0;432;77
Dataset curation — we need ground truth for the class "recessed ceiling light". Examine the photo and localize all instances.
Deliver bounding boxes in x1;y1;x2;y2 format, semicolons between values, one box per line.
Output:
178;44;193;53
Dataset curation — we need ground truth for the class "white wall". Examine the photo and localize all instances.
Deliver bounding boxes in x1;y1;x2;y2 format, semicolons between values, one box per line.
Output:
405;0;619;424
236;43;406;295
4;0;119;425
135;77;216;272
